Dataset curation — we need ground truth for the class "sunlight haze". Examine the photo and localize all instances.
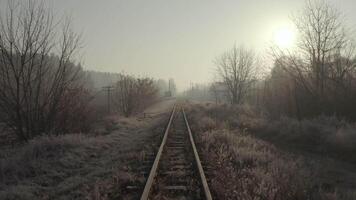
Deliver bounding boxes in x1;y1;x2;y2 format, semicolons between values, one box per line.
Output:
9;0;356;90
3;1;356;198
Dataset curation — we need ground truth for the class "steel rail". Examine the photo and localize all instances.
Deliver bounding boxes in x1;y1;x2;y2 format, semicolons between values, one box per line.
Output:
182;108;213;200
140;105;176;200
140;106;212;200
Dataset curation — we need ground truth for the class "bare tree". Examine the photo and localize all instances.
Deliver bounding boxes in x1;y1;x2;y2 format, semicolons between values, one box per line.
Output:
269;0;356;118
215;45;257;105
295;0;351;97
273;0;354;99
210;83;220;105
114;75;158;117
135;77;158;110
115;75;136;117
0;0;82;141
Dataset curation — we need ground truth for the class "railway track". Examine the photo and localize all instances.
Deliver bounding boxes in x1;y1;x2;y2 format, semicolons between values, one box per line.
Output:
140;105;212;200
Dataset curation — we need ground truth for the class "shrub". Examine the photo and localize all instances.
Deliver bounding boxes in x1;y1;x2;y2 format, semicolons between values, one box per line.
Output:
197;130;318;199
198;117;217;132
189;103;356;164
188;103;356;199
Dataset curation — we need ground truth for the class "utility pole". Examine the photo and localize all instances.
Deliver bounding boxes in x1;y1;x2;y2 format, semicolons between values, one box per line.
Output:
102;86;114;113
168;79;171;93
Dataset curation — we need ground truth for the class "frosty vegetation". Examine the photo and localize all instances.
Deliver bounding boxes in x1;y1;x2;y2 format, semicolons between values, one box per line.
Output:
0;1;175;143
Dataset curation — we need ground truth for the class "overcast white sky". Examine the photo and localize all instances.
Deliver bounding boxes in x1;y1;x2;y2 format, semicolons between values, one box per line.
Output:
1;0;356;90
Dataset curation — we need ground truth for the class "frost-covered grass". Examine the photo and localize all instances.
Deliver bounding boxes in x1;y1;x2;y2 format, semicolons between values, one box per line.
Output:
187;103;356;199
0;133;114;199
199;130;318;199
0;113;167;200
189;103;356;164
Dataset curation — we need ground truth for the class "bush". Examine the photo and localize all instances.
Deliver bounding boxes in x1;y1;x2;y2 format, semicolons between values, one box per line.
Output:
0;134;89;184
188;103;356;199
189;103;356;164
198;117;217;132
114;75;158;117
197;129;319;199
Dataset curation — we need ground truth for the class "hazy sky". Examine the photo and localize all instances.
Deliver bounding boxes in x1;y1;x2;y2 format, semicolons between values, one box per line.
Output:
3;0;356;90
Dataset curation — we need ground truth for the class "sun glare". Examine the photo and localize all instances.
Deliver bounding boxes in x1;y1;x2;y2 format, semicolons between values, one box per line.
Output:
273;27;296;49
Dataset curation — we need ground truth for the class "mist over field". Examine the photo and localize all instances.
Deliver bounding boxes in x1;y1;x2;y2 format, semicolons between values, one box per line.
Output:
1;0;356;199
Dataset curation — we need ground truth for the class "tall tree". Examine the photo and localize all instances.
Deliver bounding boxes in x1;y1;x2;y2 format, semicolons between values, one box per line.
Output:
0;0;82;141
295;0;350;98
215;45;257;105
270;0;356;118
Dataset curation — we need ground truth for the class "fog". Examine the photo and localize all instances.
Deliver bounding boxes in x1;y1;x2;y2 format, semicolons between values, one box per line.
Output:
0;0;356;108
3;0;343;90
3;1;356;199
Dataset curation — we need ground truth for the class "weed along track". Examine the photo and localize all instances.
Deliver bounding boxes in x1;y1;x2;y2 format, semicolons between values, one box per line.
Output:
140;105;212;200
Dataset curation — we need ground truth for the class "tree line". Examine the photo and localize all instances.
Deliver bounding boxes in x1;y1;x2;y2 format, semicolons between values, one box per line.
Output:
205;0;356;120
266;0;356;120
0;0;85;141
0;0;167;142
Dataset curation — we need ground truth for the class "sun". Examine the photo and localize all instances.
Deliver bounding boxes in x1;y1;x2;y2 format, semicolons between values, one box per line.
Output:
273;27;296;49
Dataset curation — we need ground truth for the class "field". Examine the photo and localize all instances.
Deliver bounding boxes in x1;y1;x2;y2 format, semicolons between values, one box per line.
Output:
2;100;356;199
186;102;356;200
0;100;174;200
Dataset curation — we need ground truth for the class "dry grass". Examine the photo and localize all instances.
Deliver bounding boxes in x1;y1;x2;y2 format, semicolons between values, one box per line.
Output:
188;103;356;163
187;103;356;199
0;111;168;200
242;114;356;165
0;133;116;199
198;130;318;199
